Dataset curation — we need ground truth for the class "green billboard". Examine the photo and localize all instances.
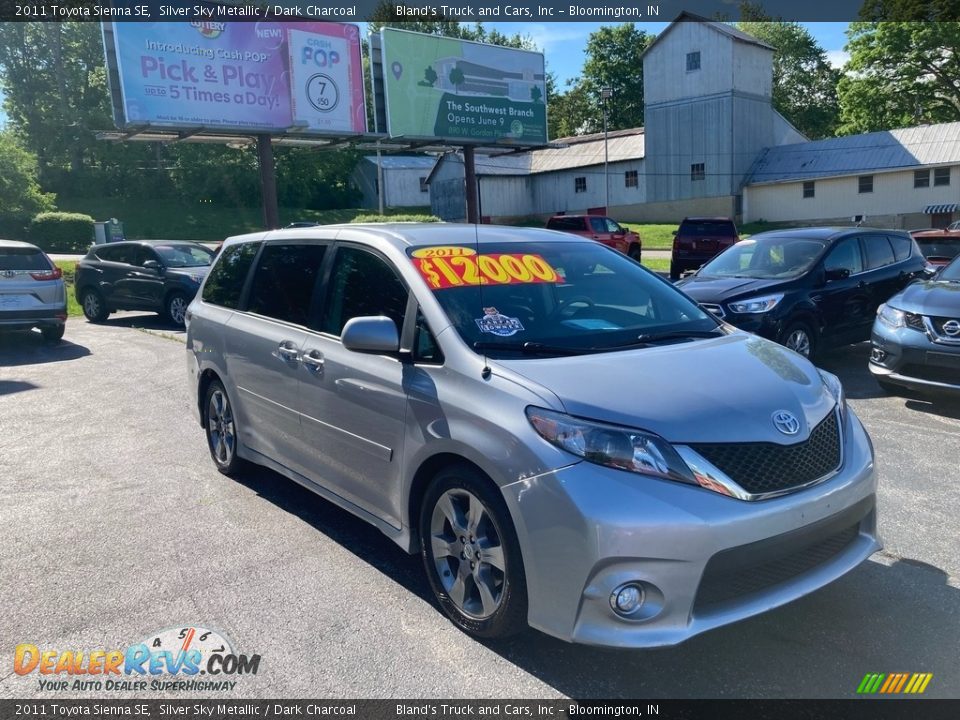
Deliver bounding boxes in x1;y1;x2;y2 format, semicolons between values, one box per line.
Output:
380;28;547;145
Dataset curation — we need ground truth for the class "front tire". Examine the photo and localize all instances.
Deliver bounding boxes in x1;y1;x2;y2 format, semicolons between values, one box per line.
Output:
628;245;642;262
204;380;245;476
165;292;189;327
781;320;818;360
81;289;108;323
420;464;527;639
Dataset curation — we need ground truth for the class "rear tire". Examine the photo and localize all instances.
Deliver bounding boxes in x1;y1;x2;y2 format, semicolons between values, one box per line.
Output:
420;463;527;640
165;292;189;327
80;289;108;323
41;325;65;343
780;320;818;360
203;380;246;476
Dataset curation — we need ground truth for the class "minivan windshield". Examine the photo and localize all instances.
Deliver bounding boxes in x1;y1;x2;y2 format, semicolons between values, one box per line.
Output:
698;236;827;280
407;241;721;357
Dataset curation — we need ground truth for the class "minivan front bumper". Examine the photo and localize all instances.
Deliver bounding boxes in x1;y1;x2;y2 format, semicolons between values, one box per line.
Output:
500;406;878;648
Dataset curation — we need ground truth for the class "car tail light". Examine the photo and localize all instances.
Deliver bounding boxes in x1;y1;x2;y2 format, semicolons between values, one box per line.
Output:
30;267;62;281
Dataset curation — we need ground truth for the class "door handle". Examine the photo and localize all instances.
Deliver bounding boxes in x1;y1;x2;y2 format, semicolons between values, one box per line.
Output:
277;342;300;363
301;350;325;373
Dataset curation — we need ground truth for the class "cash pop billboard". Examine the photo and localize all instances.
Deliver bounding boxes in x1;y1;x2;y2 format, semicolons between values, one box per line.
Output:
380;28;547;145
106;21;366;134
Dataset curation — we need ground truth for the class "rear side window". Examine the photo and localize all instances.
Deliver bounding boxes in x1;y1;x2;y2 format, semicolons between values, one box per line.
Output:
321;246;408;337
0;247;50;271
202;241;261;309
888;235;913;262
863;235;895;270
247;243;327;325
95;245;136;264
588;217;607;233
548;217;584;232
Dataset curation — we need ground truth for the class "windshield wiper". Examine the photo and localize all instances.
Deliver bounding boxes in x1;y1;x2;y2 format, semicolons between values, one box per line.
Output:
605;329;726;350
472;341;593;356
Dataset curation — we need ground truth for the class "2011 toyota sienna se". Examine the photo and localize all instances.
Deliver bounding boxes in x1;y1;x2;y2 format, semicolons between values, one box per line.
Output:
185;224;879;648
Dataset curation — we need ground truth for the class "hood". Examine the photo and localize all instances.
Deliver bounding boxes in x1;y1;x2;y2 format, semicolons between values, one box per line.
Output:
676;275;787;303
888;280;960;316
494;333;835;445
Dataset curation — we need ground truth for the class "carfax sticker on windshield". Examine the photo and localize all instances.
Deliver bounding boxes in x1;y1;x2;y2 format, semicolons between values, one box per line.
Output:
476;307;525;337
410;247;560;290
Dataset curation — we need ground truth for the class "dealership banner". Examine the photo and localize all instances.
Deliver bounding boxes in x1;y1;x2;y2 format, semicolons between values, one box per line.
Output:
105;21;366;134
380;28;547;146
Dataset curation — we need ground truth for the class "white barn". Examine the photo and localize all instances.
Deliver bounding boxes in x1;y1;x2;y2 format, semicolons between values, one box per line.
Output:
351;155;435;210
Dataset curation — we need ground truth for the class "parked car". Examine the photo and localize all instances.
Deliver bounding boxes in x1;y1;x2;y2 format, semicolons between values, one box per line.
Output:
909;227;960;267
546;214;642;260
186;224;878;647
670;217;739;279
75;240;215;327
677;227;928;359
869;253;960;396
0;240;66;343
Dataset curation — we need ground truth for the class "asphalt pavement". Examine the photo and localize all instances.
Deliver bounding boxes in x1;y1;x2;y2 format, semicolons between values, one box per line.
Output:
1;316;958;699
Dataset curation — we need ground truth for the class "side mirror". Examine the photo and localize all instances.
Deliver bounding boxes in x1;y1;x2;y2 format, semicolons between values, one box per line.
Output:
671;230;678;236
341;316;400;354
142;260;162;272
824;267;850;281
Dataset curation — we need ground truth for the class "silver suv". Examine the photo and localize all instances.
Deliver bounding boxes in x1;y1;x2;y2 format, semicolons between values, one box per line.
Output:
186;224;879;647
0;240;67;343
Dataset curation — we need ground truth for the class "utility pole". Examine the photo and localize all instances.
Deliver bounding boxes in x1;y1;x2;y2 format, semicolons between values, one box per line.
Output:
601;86;612;213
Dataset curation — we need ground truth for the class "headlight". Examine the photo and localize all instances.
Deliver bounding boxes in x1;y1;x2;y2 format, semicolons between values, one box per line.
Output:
876;303;904;328
728;293;784;314
188;274;204;284
817;369;847;421
525;407;696;485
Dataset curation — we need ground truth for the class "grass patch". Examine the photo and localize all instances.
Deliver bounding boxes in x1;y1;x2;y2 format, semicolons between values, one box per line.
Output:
55;197;434;243
621;223;678;250
54;261;83;318
641;257;669;273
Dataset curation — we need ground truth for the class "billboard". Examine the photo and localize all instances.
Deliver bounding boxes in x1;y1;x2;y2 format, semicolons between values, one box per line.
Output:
106;21;366;135
380;28;547;145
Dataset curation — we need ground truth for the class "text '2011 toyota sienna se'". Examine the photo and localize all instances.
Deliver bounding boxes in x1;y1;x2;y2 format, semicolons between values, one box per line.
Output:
185;224;879;648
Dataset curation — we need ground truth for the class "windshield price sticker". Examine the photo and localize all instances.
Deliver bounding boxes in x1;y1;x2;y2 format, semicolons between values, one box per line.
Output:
412;250;560;289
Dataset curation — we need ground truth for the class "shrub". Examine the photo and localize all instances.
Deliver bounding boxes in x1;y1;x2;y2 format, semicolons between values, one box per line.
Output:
350;213;440;224
29;212;95;253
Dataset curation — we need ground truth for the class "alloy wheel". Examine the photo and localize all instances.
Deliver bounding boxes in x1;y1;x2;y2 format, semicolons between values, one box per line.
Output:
785;328;811;357
169;296;188;326
207;389;236;466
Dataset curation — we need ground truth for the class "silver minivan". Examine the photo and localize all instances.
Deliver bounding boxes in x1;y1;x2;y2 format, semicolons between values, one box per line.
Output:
186;225;879;647
0;240;67;342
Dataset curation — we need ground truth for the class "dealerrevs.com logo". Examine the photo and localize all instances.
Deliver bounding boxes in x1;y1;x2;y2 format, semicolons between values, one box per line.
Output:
14;626;261;692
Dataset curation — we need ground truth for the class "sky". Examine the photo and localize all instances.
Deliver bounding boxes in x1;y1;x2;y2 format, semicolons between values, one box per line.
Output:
0;22;852;128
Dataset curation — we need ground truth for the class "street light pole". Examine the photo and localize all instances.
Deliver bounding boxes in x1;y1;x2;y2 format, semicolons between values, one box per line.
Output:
601;86;612;213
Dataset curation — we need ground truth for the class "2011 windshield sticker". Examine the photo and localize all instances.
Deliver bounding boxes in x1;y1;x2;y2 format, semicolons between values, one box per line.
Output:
411;249;559;290
476;307;525;337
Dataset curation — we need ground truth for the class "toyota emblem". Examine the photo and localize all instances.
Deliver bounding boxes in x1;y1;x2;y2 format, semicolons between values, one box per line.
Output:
943;319;960;337
772;410;801;435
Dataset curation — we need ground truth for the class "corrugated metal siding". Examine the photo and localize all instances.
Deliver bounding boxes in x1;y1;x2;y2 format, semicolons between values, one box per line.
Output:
749;122;960;185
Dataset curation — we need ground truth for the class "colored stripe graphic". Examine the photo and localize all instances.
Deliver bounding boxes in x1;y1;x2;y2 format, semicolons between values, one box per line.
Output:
857;672;932;694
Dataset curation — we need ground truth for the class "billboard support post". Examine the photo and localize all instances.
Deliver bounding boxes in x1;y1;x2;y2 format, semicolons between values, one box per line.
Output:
257;135;280;230
464;146;479;224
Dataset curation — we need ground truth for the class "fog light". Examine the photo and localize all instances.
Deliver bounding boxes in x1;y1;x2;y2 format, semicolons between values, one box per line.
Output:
871;347;886;363
610;583;645;616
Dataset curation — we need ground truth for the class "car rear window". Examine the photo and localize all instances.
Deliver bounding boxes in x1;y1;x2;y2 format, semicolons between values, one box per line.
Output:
679;220;737;236
916;236;960;261
0;247;51;271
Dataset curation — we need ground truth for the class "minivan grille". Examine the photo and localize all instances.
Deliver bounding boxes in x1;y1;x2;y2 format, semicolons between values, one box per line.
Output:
689;411;841;496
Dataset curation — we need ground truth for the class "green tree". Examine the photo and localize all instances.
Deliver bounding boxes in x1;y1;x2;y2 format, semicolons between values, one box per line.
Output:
549;24;654;137
423;65;438;86
737;10;842;139
837;22;960;133
0;131;56;238
530;86;542;103
449;66;466;94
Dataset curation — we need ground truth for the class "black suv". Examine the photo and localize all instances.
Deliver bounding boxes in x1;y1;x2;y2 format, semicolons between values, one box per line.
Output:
75;241;215;327
677;227;929;359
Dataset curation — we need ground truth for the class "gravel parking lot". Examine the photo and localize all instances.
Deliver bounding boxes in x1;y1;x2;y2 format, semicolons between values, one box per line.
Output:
1;316;958;699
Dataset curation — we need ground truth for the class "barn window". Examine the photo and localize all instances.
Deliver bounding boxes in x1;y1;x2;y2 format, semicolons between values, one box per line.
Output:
858;175;873;194
914;170;930;188
419;177;429;193
934;167;951;186
803;181;815;198
686;51;701;72
575;176;587;193
624;170;638;188
690;163;705;182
